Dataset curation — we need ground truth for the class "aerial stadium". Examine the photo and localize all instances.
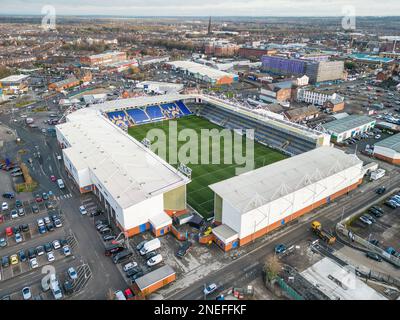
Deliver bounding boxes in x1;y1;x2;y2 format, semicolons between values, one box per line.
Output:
55;93;364;250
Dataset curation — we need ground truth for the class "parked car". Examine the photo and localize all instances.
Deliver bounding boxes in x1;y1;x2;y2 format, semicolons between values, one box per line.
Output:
29;258;38;269
38;225;47;234
17;207;25;216
359;215;373;225
0;238;7;247
146;254;162;267
99;227;111;234
1;202;8;211
274;244;287;254
364;214;376;223
21;224;29;232
386;247;397;256
36;245;45;256
366;252;382;262
176;241;192;258
5;227;13;237
130;271;144;281
369;239;380;247
63;246;71;256
384;200;398;209
18;250;27;262
123;261;138;272
54;219;62;228
15;200;22;208
35;194;43;202
44;243;52;253
68;267;78;280
126;266;142;278
42;193;49;201
79;206;87;215
145;251;158;260
28;248;36;259
10;209;18;219
22;287;32;300
47;251;55;262
31;204;39;213
15;233;23;243
10;254;19;265
50;175;57;182
376;186;386;194
136;240;147;251
103;234;116;241
203;283;218;295
37;218;45;227
52;240;61;250
2;192;15;199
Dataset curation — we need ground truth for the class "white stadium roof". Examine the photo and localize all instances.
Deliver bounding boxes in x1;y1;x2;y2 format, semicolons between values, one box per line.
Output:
209;146;362;214
58;108;189;209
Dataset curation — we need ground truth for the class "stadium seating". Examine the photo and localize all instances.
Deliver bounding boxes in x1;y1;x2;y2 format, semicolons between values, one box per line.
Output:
146;105;165;121
106;111;130;128
160;103;183;118
175;100;192;115
126;108;150;124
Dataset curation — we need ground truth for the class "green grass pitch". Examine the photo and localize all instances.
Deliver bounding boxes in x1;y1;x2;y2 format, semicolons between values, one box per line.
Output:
128;115;287;218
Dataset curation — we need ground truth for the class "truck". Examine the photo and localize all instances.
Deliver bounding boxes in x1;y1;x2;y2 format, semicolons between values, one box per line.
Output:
311;221;336;245
139;238;161;255
57;179;65;189
370;168;385;181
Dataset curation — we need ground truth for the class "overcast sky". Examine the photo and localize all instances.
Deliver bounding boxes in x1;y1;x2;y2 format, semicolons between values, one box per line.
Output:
0;0;398;16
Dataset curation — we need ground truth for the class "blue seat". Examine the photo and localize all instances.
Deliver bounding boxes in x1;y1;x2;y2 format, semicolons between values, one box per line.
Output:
126;108;150;124
146;105;164;120
106;111;130;127
175;100;192;115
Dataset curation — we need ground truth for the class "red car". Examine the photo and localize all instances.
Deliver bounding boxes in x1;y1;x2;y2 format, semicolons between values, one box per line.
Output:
50;175;56;182
5;227;13;236
35;194;43;203
124;288;134;300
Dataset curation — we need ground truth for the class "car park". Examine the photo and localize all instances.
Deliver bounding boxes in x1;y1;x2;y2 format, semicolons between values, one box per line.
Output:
366;252;382;262
29;258;38;269
22;287;31;300
68;267;78;280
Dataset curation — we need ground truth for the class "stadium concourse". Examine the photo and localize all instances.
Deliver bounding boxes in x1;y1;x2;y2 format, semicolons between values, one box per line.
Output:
53;93;363;251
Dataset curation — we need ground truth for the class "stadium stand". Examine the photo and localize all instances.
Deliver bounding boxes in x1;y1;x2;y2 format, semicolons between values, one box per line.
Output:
175;100;192;116
160;103;182;118
146;105;165;121
106;110;130;128
197;103;317;155
126;108;151;124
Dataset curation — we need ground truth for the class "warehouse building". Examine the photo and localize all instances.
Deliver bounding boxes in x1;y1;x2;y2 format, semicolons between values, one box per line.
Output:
56;107;190;238
0;74;29;95
209;146;363;251
48;76;80;92
132;265;176;296
80;51;127;67
322;115;375;143
373;133;400;164
167;61;238;85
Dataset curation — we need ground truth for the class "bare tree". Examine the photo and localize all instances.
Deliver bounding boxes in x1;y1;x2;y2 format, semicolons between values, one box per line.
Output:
263;255;282;282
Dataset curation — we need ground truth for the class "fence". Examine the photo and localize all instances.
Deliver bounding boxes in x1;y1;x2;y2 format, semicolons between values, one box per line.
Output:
275;277;304;300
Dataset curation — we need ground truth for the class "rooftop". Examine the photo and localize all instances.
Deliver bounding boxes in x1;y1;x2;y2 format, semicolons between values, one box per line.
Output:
375;133;400;153
167;60;237;80
0;74;29;83
135;265;175;291
58;108;189;209
209;146;362;214
322;115;375;134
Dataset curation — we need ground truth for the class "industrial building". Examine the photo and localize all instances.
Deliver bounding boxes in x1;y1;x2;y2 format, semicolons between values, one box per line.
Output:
132;265;176;296
0;74;29;95
167;61;238;85
55;106;190;238
48;76;80;92
209;146;364;251
297;88;344;106
322;115;376;143
80;51;127;67
373;133;400;164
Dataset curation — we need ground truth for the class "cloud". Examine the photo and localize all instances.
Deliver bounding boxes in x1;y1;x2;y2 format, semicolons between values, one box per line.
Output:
0;0;398;16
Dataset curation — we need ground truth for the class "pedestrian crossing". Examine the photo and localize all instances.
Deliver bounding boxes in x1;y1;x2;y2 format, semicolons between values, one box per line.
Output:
54;193;73;200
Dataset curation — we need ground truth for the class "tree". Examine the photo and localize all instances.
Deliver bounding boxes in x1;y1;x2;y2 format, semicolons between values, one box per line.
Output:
263;255;282;282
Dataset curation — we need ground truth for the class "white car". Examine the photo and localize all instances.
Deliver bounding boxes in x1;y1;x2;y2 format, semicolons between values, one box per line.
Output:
30;258;39;269
37;218;45;227
22;287;32;300
146;254;163;267
47;251;55;262
203;283;218;295
359;215;373;225
79;206;87;215
63;245;71;256
375;135;381;139
1;202;8;211
52;240;61;250
68;267;78;280
11;210;18;219
15;233;23;243
123;261;138;272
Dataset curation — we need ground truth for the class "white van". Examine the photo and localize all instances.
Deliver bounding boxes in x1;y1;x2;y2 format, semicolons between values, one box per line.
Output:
114;290;126;300
57;179;65;189
139;238;161;256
